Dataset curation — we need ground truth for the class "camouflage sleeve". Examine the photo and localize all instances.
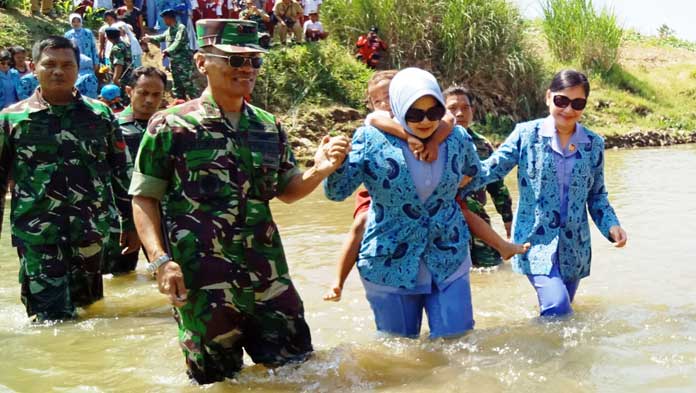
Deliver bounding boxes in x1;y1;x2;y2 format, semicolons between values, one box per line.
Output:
276;122;301;194
163;24;187;54
128;112;174;200
0;115;10;237
486;180;513;223
148;32;166;44
106;112;135;232
111;45;126;66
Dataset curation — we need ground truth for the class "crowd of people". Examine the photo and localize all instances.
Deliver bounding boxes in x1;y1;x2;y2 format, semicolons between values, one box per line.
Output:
0;3;627;387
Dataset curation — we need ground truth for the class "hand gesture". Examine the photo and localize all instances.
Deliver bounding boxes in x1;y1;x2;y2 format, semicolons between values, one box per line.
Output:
313;135;351;176
323;282;342;302
157;261;188;307
407;135;424;159
420;139;440;162
609;225;627;247
119;230;141;255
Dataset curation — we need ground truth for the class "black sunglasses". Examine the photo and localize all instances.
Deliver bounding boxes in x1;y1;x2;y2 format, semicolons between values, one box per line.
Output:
204;53;263;68
552;94;587;110
404;104;446;123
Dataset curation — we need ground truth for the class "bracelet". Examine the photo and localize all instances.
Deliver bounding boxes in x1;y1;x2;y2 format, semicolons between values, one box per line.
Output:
147;253;172;275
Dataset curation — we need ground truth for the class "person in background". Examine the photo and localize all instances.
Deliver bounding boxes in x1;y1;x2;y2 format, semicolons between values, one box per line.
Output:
444;86;514;268
98;10;120;65
99;83;125;113
105;26;134;101
113;19;144;67
240;0;271;48
273;0;303;45
31;0;56;17
17;69;39;101
0;50;20;111
461;69;628;317
119;0;145;39
9;47;32;78
356;27;387;69
103;66;166;275
303;12;327;42
65;13;100;73
142;8;199;100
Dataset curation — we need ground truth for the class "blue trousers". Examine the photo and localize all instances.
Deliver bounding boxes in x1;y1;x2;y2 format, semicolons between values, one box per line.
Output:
527;263;580;317
365;274;474;339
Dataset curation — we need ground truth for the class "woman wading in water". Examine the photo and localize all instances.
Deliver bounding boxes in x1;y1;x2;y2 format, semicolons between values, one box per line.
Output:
324;68;483;338
463;69;628;316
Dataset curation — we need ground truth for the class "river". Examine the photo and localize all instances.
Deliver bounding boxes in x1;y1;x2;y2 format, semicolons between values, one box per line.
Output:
1;145;695;393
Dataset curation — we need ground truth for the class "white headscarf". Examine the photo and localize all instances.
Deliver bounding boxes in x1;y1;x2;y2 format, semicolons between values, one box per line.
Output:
69;13;83;29
113;21;143;57
389;67;446;136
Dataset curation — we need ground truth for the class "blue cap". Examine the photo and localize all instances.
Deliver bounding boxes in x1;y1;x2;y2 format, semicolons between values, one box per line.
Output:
100;84;121;100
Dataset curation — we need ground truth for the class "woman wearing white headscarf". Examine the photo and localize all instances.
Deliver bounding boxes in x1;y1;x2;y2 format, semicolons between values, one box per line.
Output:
64;13;99;72
324;68;482;339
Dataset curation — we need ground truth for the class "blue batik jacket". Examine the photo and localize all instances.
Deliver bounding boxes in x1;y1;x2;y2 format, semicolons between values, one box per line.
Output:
324;125;481;289
462;118;620;281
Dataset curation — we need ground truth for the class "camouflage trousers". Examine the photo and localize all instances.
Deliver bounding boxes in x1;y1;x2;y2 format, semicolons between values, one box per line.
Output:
170;57;199;100
174;281;313;384
465;196;503;267
17;241;104;322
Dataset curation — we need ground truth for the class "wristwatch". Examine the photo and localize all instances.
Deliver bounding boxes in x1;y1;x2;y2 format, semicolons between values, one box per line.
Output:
147;254;172;275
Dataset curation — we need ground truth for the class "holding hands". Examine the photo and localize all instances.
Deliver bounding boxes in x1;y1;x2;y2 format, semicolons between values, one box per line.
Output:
314;135;351;175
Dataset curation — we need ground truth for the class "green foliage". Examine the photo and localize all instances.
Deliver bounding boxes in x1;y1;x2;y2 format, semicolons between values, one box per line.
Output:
4;0;30;10
253;41;373;113
83;7;106;31
541;0;623;74
470;113;517;143
657;24;674;39
322;0;547;121
54;0;73;16
600;64;654;99
0;9;70;49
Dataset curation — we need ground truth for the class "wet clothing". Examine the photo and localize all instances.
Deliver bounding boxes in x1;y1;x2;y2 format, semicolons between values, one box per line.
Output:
463;116;621;316
149;22;199;99
0;89;133;320
129;92;311;383
465;128;513;267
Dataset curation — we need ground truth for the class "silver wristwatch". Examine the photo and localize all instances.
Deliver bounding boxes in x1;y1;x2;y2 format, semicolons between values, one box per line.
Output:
147;254;172;275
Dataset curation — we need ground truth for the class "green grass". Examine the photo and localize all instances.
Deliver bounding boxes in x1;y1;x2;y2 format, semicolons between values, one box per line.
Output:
0;8;70;49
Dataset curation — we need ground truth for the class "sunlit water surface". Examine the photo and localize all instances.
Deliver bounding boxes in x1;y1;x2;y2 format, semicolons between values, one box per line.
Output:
1;145;695;392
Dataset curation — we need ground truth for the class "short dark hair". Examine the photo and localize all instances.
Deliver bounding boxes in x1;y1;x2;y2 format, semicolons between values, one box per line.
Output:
8;45;27;67
32;36;80;66
549;69;590;97
129;66;167;87
105;28;121;40
104;10;118;20
0;50;11;62
443;85;476;104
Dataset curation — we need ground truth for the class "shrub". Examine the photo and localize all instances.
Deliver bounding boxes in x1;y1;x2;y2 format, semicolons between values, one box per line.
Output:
322;0;547;121
252;40;373;113
541;0;623;74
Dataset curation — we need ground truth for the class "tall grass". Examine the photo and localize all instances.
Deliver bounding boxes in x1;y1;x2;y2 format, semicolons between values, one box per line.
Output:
253;40;373;112
322;0;546;121
541;0;623;74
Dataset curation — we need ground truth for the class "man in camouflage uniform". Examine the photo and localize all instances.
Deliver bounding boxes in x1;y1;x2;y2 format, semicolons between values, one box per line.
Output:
444;86;513;267
0;36;137;322
103;66;167;274
130;19;349;384
143;9;200;101
106;27;134;102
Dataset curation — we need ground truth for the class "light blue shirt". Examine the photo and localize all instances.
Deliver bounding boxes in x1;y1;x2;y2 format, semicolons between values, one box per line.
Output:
0;69;20;110
539;116;590;226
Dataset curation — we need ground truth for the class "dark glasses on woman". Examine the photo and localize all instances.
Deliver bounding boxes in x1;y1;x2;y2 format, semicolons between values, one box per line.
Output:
552;95;587;110
204;53;264;68
405;104;446;123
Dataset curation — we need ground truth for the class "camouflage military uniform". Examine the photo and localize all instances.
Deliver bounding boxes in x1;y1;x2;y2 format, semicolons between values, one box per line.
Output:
129;93;312;383
466;128;513;267
0;89;133;321
149;22;199;100
109;40;134;96
103;105;149;274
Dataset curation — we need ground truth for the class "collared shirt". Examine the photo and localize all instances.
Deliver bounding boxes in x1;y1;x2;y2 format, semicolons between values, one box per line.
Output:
539;116;590;226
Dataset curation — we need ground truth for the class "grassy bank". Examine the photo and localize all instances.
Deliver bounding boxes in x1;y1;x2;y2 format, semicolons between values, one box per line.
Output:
0;8;70;49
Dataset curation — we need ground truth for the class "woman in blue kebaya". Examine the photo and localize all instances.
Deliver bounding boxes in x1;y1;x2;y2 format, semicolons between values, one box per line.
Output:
324;68;481;339
65;13;99;72
463;69;628;317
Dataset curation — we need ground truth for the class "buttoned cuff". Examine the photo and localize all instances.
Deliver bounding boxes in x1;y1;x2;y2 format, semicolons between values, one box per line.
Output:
129;171;169;200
